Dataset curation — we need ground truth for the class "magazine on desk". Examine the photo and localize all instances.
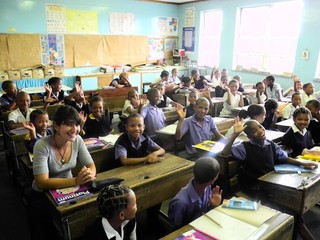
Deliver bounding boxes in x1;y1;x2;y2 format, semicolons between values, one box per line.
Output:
83;138;110;151
193;140;226;153
49;185;92;206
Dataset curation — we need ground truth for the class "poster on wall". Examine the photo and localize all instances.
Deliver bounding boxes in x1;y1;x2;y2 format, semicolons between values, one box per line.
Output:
67;10;98;33
46;5;67;33
109;12;135;34
40;34;65;65
185;7;195;27
157;17;178;36
182;27;195;52
164;38;177;52
148;37;164;61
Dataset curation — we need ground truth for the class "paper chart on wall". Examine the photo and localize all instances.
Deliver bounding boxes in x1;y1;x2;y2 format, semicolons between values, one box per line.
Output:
46;5;67;34
185;7;195;27
109;12;135;34
67;10;98;34
40;34;65;66
157;17;178;36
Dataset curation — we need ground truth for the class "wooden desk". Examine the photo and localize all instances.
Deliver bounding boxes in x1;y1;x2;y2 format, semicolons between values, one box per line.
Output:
22;85;72;94
47;153;194;240
163;107;179;124
211;97;224;117
275;118;293;132
161;211;294;240
84;86;138;99
259;168;320;239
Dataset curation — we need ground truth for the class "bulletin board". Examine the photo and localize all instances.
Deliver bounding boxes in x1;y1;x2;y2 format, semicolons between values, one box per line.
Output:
7;34;41;70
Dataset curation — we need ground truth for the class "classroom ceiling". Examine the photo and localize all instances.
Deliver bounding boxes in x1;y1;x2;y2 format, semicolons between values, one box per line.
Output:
143;0;207;4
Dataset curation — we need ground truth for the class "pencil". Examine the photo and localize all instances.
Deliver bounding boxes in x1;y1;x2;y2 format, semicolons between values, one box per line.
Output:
203;213;223;228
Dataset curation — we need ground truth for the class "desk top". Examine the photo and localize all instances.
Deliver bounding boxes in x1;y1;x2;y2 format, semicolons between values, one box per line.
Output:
275;118;293;129
47;153;194;214
21;85;72;94
237;130;285;143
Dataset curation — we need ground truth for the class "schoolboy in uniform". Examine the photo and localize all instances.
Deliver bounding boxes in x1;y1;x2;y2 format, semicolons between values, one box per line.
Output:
168;157;222;229
265;75;282;101
306;99;320;144
114;113;165;166
221;118;317;198
7;91;34;130
301;83;320;106
175;97;225;160
0;80;17;112
139;88;166;140
282;92;301;119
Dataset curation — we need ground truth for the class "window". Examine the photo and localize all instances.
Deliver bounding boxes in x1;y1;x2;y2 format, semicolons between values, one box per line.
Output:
233;1;303;75
198;10;223;67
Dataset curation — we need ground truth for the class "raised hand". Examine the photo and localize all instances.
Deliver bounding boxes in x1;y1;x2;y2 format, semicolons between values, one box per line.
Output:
233;116;246;134
44;83;52;93
176;104;186;120
210;185;223;207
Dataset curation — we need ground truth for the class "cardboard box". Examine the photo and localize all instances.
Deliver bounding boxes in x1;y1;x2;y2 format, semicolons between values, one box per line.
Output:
20;69;33;79
8;70;21;80
32;68;44;79
0;71;9;81
44;67;55;78
54;66;64;77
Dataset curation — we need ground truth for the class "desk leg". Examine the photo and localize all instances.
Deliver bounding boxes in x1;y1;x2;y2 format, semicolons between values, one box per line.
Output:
294;215;316;240
62;218;71;240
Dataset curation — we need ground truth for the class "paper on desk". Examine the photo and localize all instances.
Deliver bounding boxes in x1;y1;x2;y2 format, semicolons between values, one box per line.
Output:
156;125;177;135
215;197;278;227
99;133;122;146
190;209;257;240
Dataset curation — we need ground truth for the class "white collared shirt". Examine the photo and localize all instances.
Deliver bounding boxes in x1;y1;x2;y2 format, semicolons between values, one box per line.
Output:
292;123;307;136
102;217;136;240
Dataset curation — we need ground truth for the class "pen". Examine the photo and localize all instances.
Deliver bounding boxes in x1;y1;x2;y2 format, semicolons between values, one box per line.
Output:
203;213;223;228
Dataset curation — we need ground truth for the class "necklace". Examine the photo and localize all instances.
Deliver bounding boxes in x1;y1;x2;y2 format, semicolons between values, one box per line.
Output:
53;135;68;165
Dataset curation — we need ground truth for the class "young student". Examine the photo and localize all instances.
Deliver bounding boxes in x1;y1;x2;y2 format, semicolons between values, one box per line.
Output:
219;79;244;118
221;119;317;198
83;96;112;139
43;77;66;106
114;113;165;165
120;89;144;123
23;109;53;153
110;72;132;88
175;97;225;160
281;107;315;158
151;70;178;94
191;69;214;90
246;82;267;104
0;80;17;112
7;91;34;130
30;105;96;240
156;83;177;108
139;88;166;140
185;90;199;118
306;99;320;144
83;185;137;240
262;98;281;130
175;76;194;94
282;92;301;120
214;74;229;97
264;75;283;101
283;80;303;97
65;83;90;116
232;75;244;92
168;157;222;229
224;104;266;138
169;68;180;84
301;83;320;106
210;67;221;87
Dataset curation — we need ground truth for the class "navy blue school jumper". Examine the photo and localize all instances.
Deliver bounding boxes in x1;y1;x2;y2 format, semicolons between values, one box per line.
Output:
83;217;136;240
307;119;320;144
83;114;111;138
282;128;314;158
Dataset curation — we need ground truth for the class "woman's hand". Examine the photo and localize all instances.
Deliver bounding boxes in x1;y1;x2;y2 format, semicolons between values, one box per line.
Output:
76;166;96;185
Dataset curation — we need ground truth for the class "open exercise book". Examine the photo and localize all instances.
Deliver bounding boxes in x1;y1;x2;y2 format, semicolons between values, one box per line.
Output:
188;197;278;240
49;185;92;206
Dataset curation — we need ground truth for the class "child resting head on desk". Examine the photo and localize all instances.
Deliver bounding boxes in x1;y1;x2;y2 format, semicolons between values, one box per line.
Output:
83;185;137;240
168;157;222;229
175;97;225;161
7;91;34;130
114;113;165;166
221;118;318;199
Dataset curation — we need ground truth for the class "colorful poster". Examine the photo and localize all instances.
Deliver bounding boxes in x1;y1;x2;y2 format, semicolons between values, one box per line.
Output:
67;10;98;33
41;34;65;65
185;7;195;27
148;37;164;61
182;27;195;52
109;12;135;34
157;17;178;36
46;5;67;33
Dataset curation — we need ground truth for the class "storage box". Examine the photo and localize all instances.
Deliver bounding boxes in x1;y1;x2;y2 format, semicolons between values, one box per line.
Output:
32;68;45;79
54;66;64;77
8;70;21;80
44;67;55;78
20;69;33;79
0;71;9;81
